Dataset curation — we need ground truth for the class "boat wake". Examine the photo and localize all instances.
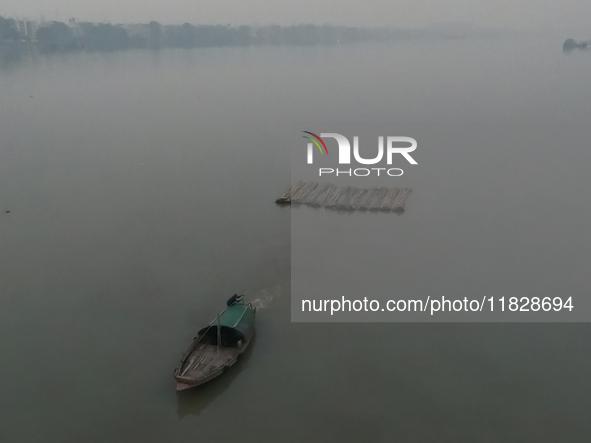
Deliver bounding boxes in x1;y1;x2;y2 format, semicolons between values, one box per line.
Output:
248;281;289;310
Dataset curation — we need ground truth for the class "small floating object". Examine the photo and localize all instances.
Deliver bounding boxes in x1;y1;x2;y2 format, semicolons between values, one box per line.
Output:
5;210;10;214
174;295;256;391
563;38;589;51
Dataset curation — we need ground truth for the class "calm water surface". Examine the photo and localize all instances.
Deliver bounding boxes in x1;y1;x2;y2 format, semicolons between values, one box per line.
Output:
1;37;591;442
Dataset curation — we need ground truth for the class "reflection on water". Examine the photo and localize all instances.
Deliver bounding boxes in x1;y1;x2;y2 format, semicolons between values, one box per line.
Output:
0;45;27;69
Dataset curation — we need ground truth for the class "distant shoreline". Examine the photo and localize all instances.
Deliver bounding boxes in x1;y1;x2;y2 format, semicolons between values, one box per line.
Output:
0;16;475;55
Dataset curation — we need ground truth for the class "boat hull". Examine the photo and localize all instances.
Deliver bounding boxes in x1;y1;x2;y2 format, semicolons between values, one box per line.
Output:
174;332;254;391
175;305;255;391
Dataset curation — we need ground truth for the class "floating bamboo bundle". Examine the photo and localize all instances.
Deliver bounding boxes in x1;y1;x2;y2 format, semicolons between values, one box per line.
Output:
275;181;411;212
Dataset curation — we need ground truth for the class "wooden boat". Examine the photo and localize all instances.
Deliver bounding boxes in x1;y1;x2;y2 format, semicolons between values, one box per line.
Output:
174;295;256;391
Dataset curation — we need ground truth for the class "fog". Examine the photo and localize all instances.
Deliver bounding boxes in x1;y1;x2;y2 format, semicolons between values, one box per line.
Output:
2;37;591;441
2;0;591;437
3;0;591;35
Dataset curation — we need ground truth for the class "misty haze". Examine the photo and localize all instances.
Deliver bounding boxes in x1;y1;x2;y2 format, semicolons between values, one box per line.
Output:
1;2;591;443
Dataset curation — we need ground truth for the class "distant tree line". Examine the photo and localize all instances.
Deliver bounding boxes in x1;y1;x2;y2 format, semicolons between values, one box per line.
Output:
34;21;408;53
0;15;19;41
0;14;460;54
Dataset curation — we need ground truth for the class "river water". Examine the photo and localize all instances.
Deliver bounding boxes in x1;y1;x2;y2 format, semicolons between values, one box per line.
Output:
1;36;591;442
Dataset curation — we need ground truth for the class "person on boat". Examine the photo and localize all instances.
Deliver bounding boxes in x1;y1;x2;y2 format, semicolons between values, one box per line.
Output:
226;294;244;307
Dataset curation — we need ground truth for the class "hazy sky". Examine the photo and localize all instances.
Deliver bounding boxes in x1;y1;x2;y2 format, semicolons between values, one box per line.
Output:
1;0;589;34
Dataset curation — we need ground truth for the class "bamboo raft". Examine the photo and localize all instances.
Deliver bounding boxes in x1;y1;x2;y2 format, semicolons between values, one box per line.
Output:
276;181;411;212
